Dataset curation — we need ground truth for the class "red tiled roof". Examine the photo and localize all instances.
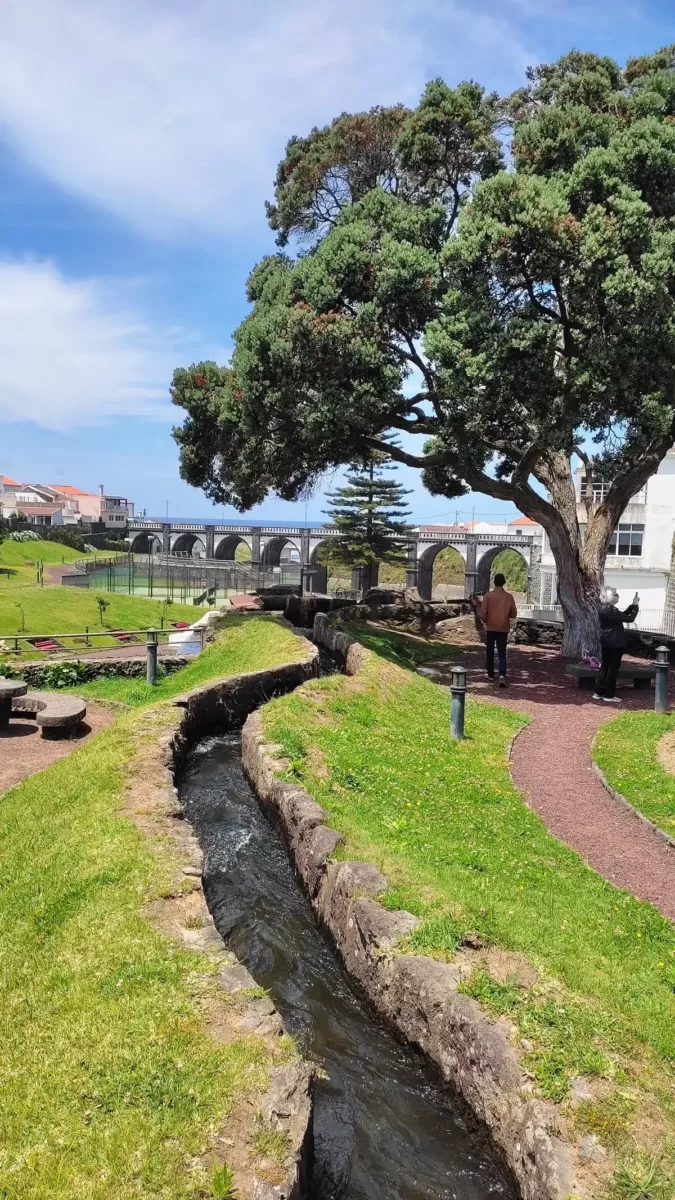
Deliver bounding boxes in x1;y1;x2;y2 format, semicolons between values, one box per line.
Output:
48;484;96;496
1;475;19;486
508;516;539;526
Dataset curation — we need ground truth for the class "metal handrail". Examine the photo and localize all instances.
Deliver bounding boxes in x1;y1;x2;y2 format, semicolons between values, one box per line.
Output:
0;627;205;653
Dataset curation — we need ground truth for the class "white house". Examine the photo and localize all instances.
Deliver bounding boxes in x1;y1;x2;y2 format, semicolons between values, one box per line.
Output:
539;450;675;624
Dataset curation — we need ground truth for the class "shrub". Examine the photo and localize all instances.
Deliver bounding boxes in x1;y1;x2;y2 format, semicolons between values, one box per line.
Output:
40;527;88;552
41;661;88;689
0;659;21;679
95;595;110;626
9;530;39;542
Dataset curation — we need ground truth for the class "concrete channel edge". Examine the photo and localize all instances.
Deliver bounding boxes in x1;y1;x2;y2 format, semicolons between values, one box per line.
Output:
240;613;578;1200
142;643;320;1200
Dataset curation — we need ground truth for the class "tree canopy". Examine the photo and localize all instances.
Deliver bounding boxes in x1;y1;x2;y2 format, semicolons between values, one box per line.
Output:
172;46;675;653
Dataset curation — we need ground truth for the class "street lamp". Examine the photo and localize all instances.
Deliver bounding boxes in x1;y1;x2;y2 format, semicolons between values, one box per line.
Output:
146;628;158;686
655;645;669;714
450;664;467;740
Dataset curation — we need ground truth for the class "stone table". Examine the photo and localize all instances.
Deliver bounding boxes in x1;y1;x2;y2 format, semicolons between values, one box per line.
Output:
0;679;27;729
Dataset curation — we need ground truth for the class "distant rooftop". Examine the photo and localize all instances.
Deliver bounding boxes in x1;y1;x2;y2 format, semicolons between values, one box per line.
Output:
1;475;19;487
48;484;96;496
17;504;65;515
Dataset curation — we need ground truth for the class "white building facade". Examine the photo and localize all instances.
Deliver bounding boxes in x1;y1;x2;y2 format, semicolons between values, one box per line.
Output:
539;450;675;627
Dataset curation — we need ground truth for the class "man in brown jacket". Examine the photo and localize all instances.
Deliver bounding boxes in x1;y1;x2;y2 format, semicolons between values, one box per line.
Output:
476;573;517;687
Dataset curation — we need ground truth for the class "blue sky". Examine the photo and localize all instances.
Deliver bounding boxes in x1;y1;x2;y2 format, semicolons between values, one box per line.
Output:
0;0;672;525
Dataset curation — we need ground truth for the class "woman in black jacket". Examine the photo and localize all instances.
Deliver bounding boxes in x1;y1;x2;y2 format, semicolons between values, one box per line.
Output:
593;587;639;702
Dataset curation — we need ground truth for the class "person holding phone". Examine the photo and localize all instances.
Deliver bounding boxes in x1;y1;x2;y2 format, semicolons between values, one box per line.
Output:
593;588;639;702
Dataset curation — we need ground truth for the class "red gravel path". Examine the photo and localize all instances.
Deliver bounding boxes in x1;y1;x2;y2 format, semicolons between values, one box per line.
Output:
0;703;113;795
422;645;675;922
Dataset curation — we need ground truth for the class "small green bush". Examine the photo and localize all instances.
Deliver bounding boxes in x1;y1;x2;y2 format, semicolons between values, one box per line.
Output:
41;661;88;689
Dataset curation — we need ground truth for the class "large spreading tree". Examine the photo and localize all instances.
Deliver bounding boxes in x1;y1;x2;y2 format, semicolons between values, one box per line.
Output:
172;48;675;655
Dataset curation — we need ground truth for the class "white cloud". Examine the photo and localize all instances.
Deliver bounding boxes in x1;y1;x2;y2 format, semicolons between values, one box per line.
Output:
0;259;211;428
0;0;532;239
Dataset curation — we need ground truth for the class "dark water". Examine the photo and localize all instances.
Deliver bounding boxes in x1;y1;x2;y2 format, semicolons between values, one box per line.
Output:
179;734;513;1200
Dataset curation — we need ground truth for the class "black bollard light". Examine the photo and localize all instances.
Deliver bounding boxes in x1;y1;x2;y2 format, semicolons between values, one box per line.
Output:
655;645;669;715
146;628;158;686
450;664;467;740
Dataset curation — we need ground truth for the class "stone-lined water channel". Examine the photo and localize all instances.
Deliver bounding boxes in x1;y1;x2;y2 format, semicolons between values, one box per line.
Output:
179;732;514;1200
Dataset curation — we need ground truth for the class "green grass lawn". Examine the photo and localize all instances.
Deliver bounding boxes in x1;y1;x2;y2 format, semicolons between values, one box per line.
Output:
0;616;307;1198
262;627;675;1189
593;711;675;839
54;615;306;706
352;624;462;665
0;539;190;658
0;587;202;659
0;539;120;589
0;712;278;1200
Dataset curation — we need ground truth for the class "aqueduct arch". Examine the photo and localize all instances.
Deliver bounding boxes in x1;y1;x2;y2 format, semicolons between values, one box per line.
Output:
129;532;161;554
417;542;468;601
171;532;206;558
260;536;301;568
475;545;529;596
307;541;329;593
214;534;251;561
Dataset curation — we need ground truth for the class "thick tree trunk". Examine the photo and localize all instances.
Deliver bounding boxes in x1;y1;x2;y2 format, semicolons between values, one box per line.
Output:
536;452;607;659
553;544;603;659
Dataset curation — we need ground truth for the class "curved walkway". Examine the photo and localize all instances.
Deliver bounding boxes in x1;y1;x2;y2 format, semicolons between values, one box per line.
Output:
423;645;675;921
0;702;112;795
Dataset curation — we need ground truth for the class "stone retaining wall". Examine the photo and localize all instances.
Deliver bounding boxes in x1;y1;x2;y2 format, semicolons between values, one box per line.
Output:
169;650;320;765
240;613;576;1200
8;656;191;688
333;598;475;633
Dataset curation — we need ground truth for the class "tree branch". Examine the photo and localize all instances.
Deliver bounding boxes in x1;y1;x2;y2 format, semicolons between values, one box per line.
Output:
395;330;442;418
511;442;544;488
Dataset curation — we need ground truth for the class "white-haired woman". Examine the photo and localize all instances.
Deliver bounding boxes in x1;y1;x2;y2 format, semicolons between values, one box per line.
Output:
593;587;639;702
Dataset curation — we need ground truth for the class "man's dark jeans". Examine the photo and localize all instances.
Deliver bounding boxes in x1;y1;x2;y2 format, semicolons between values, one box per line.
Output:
486;630;508;679
595;647;624;699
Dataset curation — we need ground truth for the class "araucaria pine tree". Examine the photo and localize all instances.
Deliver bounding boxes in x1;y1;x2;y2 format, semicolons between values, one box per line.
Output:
322;453;412;592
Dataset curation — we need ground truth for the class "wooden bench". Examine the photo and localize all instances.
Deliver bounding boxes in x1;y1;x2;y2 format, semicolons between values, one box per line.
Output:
28;638;65;653
12;691;87;738
565;663;656;690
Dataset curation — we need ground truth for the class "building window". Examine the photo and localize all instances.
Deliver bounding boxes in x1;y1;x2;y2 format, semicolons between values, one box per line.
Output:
581;479;612;503
580;477;647;505
607;524;644;557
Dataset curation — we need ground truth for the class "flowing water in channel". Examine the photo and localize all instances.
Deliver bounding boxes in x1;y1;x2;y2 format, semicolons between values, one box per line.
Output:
179;733;513;1200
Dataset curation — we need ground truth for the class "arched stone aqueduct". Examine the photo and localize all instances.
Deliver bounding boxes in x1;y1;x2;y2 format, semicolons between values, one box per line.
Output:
127;521;541;601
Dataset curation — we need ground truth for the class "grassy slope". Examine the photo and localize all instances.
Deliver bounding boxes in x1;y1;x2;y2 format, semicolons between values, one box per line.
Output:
0;620;305;1198
0;538;123;579
0;540;198;653
262;628;675;1183
0;590;200;661
58;615;306;706
594;711;675;838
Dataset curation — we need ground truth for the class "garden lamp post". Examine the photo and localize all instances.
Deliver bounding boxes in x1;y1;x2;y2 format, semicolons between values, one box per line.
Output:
450;664;467;740
146;628;158;686
654;645;669;715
